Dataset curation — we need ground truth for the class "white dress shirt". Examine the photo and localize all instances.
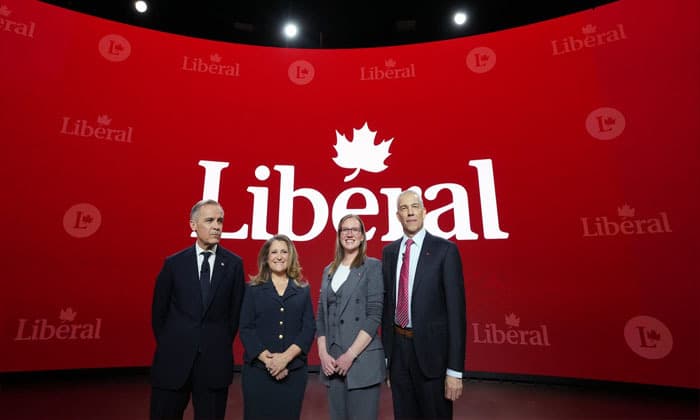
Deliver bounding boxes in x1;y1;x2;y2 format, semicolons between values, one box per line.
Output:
195;243;217;283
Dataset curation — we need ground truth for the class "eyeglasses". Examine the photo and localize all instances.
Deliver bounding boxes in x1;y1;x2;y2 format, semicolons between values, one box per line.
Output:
340;227;361;234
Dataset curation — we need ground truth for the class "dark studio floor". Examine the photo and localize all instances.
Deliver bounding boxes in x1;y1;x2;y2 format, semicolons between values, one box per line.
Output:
1;368;698;419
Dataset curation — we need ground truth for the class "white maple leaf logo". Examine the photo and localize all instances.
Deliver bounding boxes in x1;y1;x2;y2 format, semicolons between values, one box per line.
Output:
332;122;393;182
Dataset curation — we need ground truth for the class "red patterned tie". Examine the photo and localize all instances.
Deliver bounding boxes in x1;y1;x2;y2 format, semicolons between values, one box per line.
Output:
396;239;414;328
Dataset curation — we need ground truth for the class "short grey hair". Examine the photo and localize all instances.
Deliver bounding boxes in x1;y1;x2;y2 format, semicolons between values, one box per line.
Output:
396;189;424;210
190;199;223;221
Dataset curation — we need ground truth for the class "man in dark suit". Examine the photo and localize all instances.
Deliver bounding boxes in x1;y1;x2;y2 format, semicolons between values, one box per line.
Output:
382;189;467;419
150;199;245;420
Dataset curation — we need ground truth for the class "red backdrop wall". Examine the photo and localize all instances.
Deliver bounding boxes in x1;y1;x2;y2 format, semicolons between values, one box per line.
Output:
1;0;698;388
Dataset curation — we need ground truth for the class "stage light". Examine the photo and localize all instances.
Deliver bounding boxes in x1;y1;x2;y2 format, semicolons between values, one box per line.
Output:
134;1;148;14
283;23;299;39
453;11;468;25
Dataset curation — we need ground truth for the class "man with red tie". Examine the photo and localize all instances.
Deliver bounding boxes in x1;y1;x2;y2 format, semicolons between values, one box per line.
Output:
382;189;467;419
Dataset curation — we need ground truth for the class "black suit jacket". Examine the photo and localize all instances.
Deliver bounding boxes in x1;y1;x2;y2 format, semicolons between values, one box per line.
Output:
239;280;316;371
382;232;466;378
151;245;245;389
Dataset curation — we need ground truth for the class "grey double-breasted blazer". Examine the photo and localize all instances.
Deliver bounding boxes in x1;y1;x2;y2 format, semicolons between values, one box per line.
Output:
316;257;386;389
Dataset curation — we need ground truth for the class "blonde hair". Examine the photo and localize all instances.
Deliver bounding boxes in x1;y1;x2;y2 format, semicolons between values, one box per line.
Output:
250;234;307;287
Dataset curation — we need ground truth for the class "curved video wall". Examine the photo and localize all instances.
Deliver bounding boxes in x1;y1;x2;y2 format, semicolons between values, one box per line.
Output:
1;0;698;388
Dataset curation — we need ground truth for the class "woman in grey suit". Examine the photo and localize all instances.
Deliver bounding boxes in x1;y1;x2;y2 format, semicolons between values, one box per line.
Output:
316;214;385;420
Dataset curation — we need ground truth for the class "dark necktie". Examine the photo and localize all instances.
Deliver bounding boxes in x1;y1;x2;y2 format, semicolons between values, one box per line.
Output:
200;251;212;304
396;239;414;327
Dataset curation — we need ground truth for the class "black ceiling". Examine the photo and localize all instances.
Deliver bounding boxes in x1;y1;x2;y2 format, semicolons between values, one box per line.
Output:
40;0;616;48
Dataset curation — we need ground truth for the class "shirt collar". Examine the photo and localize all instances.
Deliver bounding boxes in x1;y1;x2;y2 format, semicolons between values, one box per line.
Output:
402;228;426;249
195;243;218;256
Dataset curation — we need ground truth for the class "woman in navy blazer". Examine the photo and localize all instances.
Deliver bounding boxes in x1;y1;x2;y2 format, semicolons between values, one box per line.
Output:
316;214;385;420
239;234;315;420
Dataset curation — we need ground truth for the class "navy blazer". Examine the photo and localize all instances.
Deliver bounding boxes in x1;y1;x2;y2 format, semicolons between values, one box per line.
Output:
239;279;316;371
151;245;245;389
382;232;467;379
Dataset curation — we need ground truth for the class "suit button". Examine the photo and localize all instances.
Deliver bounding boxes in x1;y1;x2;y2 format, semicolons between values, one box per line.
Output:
340;320;344;324
279;321;284;325
280;307;284;312
279;334;284;339
355;317;359;321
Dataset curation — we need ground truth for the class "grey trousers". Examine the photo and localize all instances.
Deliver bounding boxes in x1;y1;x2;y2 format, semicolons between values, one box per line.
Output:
327;375;381;420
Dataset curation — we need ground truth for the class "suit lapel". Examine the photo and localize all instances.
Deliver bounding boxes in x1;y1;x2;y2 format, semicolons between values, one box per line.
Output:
412;233;433;294
261;281;277;301
262;278;298;303
338;264;364;316
282;280;299;301
411;232;435;297
388;239;401;302
187;246;198;277
320;268;331;321
184;246;203;303
203;246;228;311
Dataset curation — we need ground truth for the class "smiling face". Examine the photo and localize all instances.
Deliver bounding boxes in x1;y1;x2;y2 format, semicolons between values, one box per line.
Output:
339;216;364;255
190;203;224;250
396;191;426;238
267;239;290;276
